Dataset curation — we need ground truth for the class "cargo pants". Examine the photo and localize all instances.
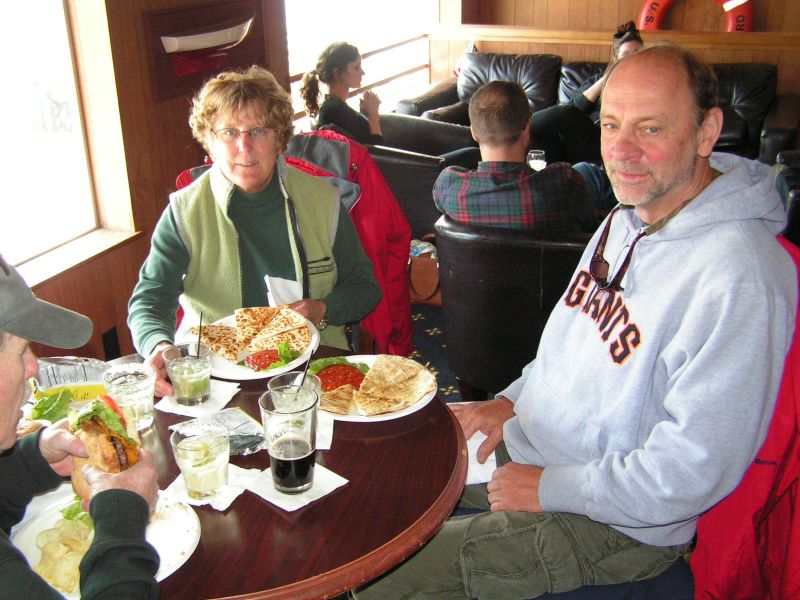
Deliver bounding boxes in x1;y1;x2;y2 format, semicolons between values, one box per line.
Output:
353;444;690;600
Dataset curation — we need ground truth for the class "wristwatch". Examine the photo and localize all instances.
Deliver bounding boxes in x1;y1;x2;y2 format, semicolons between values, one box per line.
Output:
316;310;329;331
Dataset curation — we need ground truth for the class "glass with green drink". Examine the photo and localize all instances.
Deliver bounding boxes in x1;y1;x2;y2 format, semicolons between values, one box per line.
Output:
163;342;212;405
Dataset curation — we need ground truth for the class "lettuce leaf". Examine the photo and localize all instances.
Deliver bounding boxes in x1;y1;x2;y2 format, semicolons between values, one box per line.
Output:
31;389;72;422
308;357;369;375
68;399;135;445
264;342;302;370
60;497;93;529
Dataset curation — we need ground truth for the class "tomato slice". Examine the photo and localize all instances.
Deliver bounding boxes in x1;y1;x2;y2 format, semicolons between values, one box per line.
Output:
244;349;281;371
99;394;126;425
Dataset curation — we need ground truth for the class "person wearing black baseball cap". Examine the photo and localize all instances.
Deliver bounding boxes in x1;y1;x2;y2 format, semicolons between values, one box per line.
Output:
0;254;160;598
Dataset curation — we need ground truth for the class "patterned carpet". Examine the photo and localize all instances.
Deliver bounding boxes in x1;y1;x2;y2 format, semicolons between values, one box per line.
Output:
408;304;461;403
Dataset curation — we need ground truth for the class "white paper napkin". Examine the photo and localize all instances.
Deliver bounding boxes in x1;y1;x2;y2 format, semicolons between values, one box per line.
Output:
316;410;334;450
466;431;498;485
246;464;348;511
165;463;263;511
156;379;241;417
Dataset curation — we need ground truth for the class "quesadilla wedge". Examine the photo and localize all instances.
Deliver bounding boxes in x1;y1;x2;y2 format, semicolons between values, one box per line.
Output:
235;306;279;347
248;324;311;353
189;324;241;362
320;384;356;415
353;367;436;416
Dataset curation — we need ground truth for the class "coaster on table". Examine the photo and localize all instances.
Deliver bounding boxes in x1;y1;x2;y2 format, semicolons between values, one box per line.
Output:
247;464;348;512
165;463;262;511
157;379;240;417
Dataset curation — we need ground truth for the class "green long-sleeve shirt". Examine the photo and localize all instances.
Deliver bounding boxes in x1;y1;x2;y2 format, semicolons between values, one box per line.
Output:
128;172;380;356
0;430;159;599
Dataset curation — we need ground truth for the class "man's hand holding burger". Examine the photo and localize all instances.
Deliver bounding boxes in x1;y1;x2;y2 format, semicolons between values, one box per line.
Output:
67;396;159;512
38;419;88;477
82;450;159;512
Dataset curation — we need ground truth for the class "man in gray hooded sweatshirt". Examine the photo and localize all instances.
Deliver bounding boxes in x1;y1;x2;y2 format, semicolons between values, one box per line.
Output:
355;46;797;599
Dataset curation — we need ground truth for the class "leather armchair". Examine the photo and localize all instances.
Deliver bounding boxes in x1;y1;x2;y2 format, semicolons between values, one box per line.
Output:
434;215;591;399
399;51;799;164
778;150;800;246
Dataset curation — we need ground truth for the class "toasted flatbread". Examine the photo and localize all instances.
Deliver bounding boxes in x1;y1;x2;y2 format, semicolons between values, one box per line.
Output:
235;306;279;346
320;384;356;415
254;306;308;339
359;355;424;393
248;325;311;353
189;324;241;362
348;355;436;416
353;367;436;416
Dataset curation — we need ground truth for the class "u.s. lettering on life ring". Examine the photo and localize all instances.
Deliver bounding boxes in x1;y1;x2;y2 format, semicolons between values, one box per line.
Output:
638;0;752;32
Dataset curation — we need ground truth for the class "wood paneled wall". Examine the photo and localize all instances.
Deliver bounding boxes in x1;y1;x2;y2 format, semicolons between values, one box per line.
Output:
459;0;800;33
435;0;800;95
30;0;289;360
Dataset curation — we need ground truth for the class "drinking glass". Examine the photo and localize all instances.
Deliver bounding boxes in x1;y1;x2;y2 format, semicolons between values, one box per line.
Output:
527;149;547;171
162;342;212;405
102;363;155;430
267;371;322;397
259;387;318;494
170;422;230;499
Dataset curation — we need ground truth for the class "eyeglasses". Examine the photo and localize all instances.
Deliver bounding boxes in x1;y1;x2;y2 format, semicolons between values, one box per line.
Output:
589;206;646;292
212;127;273;143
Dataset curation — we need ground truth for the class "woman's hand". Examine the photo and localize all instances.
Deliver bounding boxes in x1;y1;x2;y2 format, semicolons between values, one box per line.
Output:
289;299;327;329
39;420;88;477
359;90;381;117
449;397;515;463
145;341;174;398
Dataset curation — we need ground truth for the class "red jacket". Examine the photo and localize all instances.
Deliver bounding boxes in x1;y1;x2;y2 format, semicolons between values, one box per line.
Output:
286;131;413;356
690;236;800;599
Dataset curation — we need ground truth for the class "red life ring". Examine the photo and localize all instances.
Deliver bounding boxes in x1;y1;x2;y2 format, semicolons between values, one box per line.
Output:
638;0;752;32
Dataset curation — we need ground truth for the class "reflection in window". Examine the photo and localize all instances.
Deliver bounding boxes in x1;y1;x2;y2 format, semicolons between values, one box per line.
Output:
2;0;96;265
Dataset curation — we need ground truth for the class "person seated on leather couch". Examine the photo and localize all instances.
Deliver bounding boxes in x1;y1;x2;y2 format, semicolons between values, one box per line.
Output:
433;80;597;232
304;42;481;170
530;20;643;164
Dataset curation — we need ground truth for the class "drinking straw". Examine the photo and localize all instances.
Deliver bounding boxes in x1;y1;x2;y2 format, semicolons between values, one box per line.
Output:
196;312;203;357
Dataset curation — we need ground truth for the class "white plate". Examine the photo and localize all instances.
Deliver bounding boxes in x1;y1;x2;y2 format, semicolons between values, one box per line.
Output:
11;484;200;598
188;314;320;381
318;355;437;422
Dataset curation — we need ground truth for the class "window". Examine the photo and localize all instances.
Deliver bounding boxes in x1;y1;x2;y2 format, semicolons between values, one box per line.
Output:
2;1;97;266
285;0;438;127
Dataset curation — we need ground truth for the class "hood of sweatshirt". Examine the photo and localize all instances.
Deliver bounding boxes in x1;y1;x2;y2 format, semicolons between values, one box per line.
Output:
617;153;787;241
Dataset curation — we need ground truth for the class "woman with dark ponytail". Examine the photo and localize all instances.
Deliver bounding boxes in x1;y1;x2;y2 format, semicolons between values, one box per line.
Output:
301;42;383;144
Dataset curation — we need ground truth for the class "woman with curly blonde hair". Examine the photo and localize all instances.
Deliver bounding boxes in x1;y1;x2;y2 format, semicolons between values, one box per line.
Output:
129;66;380;397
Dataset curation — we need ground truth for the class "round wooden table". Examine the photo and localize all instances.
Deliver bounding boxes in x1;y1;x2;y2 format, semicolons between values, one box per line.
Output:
147;348;467;599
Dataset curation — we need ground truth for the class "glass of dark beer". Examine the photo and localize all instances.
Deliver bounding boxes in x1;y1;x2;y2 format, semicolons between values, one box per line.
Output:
258;386;318;493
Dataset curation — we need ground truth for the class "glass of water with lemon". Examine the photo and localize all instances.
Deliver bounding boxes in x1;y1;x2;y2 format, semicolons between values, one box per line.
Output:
170;422;229;499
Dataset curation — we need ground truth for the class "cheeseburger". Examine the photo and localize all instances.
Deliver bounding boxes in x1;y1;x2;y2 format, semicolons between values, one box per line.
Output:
68;396;139;500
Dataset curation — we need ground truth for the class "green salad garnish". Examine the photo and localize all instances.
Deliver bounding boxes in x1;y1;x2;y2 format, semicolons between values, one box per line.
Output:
61;496;93;529
31;389;73;422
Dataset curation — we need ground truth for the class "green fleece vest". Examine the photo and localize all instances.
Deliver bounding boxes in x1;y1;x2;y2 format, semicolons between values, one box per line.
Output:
169;158;348;349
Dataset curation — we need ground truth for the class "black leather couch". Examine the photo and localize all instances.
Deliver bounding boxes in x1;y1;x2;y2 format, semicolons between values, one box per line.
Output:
397;51;800;165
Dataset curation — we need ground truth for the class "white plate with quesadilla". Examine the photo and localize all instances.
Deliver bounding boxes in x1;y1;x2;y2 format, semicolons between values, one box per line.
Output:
185;309;319;381
315;355;437;422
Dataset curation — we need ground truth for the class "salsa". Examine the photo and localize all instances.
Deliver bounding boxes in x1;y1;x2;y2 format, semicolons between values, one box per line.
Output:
318;364;366;391
244;349;281;371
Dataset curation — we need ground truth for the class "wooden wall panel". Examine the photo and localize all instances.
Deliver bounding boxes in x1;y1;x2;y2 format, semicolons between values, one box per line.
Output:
461;0;798;34
430;23;800;95
29;0;289;361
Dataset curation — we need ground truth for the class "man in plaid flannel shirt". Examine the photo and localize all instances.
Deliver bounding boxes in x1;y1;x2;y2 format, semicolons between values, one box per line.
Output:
433;81;598;232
